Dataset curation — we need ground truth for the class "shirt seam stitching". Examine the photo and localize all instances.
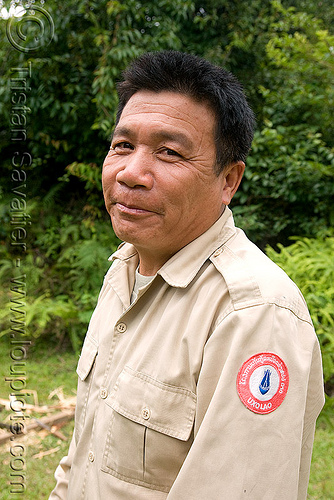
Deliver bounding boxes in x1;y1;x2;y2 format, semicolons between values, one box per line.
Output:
215;301;313;330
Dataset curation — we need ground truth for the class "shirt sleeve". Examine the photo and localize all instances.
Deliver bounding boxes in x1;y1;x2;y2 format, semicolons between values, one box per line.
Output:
48;432;76;499
166;303;324;500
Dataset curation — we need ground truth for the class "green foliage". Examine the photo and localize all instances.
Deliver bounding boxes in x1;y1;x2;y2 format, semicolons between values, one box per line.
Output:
266;236;334;393
0;197;119;352
232;124;334;247
261;4;334;145
229;1;334;246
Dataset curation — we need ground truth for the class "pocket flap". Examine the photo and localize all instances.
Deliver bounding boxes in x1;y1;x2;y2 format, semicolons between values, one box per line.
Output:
76;335;98;381
106;366;196;441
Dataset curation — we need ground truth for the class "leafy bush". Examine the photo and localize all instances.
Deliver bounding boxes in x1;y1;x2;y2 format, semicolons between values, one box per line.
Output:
266;236;334;394
232;124;334;248
0;194;119;352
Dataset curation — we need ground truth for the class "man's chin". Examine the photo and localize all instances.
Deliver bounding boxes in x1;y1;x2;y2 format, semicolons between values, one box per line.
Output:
111;222;152;248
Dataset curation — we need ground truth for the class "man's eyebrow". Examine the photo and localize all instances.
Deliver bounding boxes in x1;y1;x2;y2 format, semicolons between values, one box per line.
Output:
112;127;193;150
112;126;133;140
154;131;193;150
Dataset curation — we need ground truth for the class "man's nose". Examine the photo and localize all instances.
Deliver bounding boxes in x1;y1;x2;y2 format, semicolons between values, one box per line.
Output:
116;149;154;189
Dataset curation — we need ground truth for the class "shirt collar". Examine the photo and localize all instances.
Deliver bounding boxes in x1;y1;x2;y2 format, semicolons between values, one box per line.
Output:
109;206;236;288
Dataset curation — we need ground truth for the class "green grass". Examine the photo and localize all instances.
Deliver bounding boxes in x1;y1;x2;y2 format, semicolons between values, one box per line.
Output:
0;337;77;498
1;421;75;499
0;337;333;499
5;340;79;403
308;413;334;499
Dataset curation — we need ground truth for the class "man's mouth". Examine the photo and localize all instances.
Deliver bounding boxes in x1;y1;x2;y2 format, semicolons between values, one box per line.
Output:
114;202;156;216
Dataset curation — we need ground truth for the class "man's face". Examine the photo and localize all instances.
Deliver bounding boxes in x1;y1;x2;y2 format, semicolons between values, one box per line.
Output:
102;90;231;270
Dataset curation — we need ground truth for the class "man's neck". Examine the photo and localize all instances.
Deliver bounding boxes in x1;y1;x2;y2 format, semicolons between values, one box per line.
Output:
137;259;165;276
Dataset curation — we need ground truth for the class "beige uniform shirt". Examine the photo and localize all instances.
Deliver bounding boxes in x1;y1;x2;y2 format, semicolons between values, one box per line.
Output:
50;207;324;499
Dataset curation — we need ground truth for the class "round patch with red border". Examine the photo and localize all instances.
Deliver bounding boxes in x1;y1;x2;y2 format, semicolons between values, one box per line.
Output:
237;353;289;414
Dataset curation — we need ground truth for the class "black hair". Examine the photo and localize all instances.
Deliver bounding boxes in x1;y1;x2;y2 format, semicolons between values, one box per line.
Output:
116;50;255;175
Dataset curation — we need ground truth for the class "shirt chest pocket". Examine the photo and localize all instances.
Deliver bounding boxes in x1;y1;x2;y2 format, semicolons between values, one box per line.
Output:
101;366;196;492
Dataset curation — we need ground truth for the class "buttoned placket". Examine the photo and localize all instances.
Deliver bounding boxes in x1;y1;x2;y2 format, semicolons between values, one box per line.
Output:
79;280;134;494
82;265;159;495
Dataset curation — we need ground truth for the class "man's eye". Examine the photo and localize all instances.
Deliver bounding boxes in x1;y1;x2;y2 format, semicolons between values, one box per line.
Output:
163;148;182;157
113;142;134;151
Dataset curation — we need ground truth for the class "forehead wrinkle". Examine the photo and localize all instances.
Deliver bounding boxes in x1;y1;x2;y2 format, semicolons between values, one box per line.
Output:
123;97;214;135
134;101;216;147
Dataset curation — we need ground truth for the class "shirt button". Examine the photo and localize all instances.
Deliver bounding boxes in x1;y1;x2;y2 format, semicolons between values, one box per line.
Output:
141;407;151;420
213;247;223;258
115;322;127;333
88;451;95;462
100;387;108;399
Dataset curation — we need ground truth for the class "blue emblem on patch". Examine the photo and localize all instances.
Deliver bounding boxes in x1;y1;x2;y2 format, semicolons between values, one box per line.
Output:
259;369;271;395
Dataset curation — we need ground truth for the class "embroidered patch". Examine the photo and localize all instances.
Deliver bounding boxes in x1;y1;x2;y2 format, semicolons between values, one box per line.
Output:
237;353;289;414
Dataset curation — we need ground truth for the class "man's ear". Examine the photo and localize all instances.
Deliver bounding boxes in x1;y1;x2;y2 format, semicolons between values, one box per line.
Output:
221;161;245;206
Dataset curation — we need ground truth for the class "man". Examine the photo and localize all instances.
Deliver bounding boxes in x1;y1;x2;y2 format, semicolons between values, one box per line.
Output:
50;51;324;499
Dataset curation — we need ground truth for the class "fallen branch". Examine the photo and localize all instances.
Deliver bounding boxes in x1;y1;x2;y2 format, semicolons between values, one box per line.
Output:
0;398;49;413
33;418;68;441
0;409;75;445
32;446;61;459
